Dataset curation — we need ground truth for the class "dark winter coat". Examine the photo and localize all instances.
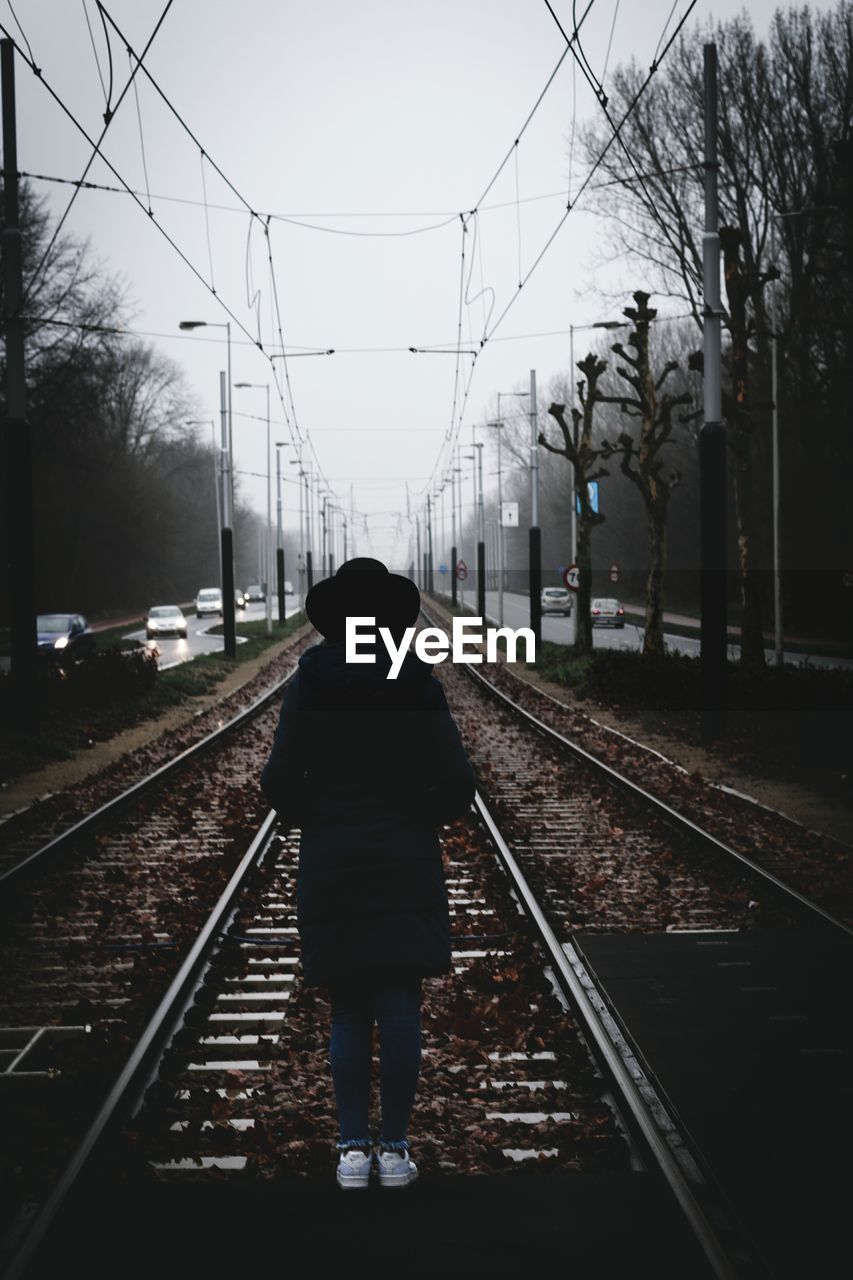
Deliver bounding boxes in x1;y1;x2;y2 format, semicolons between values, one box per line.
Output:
260;640;475;987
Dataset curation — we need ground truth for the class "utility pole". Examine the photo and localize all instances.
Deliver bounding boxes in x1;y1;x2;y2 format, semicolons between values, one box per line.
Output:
451;464;458;608
426;493;434;595
415;513;421;588
489;419;505;626
2;40;36;689
770;240;782;668
219;371;236;657
304;465;313;591
700;42;726;739
475;441;485;620
321;496;328;580
275;442;285;623
529;368;542;650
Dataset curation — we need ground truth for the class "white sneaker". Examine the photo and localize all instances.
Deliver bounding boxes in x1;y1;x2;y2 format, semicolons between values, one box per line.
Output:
376;1147;418;1189
336;1148;372;1190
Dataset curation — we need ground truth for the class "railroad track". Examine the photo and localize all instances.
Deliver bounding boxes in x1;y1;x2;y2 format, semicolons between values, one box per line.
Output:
426;607;852;1279
4;612;851;1276
0;623;313;881
0;630;314;1266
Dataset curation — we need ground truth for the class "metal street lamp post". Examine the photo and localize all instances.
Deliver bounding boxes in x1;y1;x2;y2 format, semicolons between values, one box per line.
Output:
451;464;460;608
289;457;307;607
180;319;236;657
275;441;287;622
234;381;272;635
186;418;220;584
528;372;541;649
487;419;505;626
426;493;434;595
465;444;485;618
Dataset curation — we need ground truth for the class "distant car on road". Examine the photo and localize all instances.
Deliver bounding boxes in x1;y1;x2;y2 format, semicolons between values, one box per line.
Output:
284;580;294;596
591;597;625;627
540;587;573;616
195;588;223;617
235;590;247;610
36;613;96;664
146;605;188;640
245;583;265;602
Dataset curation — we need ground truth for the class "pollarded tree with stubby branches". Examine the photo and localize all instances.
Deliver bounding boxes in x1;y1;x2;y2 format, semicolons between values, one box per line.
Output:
599;291;693;656
540;353;610;656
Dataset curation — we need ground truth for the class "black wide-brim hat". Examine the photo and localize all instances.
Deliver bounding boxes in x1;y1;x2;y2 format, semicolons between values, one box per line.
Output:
306;557;421;641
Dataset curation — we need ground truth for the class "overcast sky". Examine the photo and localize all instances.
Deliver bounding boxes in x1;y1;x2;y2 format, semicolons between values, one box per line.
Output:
6;0;834;568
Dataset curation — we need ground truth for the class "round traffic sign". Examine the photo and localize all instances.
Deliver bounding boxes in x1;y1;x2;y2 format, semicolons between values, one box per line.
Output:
562;564;580;592
609;564;619;583
455;559;468;582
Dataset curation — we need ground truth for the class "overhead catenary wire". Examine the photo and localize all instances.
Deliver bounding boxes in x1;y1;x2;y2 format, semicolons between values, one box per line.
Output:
18;0;175;308
601;0;621;86
3;9;358;528
18;161;704;229
412;1;598;507
545;0;701;307
129;48;153;215
9;4;695;539
4;0;36;67
83;4;346;515
415;0;699;507
81;0;108;107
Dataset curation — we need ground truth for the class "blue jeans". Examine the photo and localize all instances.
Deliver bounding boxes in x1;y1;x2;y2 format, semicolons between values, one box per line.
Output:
328;979;422;1148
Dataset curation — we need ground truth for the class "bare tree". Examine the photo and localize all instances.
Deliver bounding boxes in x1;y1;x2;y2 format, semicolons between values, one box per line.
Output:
599;292;693;656
580;3;853;645
540;354;610;655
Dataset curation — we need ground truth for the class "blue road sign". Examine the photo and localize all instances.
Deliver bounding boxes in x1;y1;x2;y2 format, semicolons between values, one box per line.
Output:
439;564;448;575
576;480;600;515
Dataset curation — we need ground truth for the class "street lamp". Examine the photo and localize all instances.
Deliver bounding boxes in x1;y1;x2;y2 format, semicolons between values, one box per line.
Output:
234;381;272;636
186;418;220;582
179;319;236;657
289;456;313;593
288;458;306;606
498;378;539;644
465;443;485;618
274;441;288;621
487;419;506;626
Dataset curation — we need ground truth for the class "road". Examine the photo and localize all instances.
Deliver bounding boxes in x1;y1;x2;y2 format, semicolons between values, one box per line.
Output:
122;599;302;670
443;587;853;670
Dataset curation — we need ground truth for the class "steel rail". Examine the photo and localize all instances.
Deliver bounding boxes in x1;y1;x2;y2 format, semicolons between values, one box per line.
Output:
419;603;852;939
474;789;739;1280
0;648;304;897
2;809;282;1279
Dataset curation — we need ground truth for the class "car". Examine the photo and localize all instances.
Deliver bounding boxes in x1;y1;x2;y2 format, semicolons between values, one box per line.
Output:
36;613;96;664
245;583;265;602
591;597;625;627
284;580;294;596
146;605;188;640
195;587;223;617
541;587;573;616
235;590;247;610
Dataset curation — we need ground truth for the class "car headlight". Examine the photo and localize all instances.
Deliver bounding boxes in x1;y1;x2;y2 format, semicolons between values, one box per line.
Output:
54;635;69;649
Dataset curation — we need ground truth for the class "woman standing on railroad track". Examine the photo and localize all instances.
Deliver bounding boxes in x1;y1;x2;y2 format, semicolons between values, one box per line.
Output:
261;558;475;1190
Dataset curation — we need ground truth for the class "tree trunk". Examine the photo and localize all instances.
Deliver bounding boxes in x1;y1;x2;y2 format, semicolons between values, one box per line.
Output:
643;499;667;656
574;512;594;656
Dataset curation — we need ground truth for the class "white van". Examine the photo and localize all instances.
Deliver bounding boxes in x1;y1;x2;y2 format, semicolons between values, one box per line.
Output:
195;587;223;617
